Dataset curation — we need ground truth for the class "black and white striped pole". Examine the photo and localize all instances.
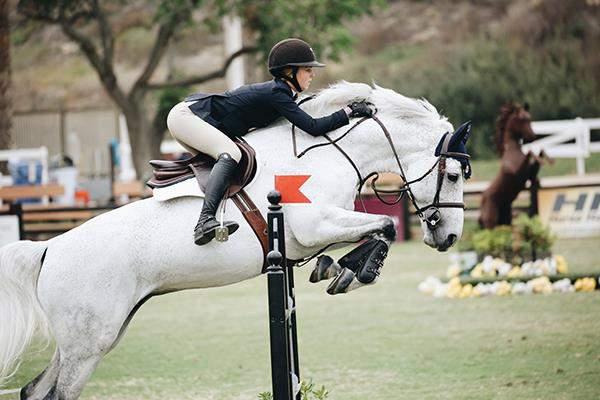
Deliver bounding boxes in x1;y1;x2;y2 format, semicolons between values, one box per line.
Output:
266;190;300;400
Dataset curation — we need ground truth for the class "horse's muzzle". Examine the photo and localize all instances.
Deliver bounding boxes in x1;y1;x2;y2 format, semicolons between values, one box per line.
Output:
436;233;457;252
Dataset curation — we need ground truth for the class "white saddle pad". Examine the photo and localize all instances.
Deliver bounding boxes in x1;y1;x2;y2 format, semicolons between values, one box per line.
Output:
152;177;205;202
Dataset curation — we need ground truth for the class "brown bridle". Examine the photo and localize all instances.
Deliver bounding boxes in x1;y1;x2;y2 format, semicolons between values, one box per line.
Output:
291;101;469;231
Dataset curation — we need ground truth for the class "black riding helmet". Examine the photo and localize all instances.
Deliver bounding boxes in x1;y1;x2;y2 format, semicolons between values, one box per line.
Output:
268;38;325;92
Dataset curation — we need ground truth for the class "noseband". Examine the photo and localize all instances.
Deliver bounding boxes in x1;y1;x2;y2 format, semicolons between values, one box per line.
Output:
291;101;469;230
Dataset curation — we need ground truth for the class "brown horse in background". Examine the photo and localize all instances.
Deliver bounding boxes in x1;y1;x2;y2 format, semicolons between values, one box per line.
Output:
479;102;548;229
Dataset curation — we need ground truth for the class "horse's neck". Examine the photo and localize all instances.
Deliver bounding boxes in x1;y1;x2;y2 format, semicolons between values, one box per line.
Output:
502;129;523;155
321;117;435;179
245;117;433;190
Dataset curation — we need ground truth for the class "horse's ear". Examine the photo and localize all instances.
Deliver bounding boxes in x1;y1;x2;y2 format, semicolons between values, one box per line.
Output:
523;102;530;112
450;120;472;146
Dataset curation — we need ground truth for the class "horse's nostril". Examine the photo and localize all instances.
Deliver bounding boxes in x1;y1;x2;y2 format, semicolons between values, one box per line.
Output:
447;234;457;246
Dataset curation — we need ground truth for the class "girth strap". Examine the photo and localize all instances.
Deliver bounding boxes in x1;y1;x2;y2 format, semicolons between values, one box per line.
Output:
230;190;270;272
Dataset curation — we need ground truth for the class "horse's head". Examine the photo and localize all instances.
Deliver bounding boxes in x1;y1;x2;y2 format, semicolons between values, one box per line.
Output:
364;85;471;251
401;122;471;251
495;102;535;154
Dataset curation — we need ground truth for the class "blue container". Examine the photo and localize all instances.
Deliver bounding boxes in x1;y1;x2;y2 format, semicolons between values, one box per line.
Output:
9;161;43;204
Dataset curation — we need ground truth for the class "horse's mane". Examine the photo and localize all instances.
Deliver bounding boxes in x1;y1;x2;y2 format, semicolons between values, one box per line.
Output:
495;102;520;156
297;81;447;125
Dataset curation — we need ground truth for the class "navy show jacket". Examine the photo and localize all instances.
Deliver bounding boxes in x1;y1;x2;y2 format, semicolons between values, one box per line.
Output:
185;78;349;138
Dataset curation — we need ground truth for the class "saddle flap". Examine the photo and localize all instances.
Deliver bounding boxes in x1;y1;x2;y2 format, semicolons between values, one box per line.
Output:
147;139;257;197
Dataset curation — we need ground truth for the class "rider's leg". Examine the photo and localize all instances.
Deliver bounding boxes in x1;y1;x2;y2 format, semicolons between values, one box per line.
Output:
166;102;242;245
194;152;240;245
166;102;242;161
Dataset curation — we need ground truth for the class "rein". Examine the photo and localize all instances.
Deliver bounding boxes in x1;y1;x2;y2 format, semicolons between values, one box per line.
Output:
291;101;467;230
287;97;469;266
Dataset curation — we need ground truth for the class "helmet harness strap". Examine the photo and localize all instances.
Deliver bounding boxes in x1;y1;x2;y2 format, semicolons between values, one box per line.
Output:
280;66;303;92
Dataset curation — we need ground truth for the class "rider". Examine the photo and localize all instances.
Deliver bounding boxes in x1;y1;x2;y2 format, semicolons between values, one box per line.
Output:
167;38;373;246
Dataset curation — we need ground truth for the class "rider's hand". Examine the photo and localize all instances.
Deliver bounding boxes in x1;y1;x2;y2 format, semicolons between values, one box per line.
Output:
346;101;374;118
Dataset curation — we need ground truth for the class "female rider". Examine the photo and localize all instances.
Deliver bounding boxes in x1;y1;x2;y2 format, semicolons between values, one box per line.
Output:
167;38;373;246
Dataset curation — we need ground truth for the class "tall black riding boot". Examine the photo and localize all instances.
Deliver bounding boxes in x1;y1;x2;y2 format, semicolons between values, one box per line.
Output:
194;153;240;245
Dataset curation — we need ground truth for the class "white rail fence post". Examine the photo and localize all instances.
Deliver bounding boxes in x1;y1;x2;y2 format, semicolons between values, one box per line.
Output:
523;117;600;176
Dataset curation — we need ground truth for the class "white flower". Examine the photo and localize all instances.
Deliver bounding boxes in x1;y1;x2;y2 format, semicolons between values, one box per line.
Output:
512;282;531;295
418;276;442;295
433;283;449;298
497;262;512;277
482;256;495;274
552;278;574;293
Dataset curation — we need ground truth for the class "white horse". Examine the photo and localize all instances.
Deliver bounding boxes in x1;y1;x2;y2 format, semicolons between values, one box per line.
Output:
0;82;469;399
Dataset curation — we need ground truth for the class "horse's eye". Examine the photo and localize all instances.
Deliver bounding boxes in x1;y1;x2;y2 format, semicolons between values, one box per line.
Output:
447;173;459;182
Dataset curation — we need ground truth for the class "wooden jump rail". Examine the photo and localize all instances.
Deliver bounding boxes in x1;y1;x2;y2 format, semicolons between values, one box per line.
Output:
0;203;117;239
0;184;64;205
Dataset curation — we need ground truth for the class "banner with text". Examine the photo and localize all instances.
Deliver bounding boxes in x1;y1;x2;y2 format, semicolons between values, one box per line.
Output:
538;186;600;238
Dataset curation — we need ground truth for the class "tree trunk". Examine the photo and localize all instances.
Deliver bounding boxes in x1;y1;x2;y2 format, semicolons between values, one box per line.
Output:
123;106;163;182
0;0;12;174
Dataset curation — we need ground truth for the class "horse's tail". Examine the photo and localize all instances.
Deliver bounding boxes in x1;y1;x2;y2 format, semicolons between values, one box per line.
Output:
0;240;50;384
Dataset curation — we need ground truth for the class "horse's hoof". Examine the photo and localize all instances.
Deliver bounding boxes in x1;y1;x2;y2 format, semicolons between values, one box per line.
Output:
382;221;397;242
356;240;388;284
326;268;355;295
309;255;341;283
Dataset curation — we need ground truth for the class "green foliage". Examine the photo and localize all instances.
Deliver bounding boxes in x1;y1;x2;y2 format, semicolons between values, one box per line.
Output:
382;39;600;159
218;0;384;62
513;214;555;257
471;215;554;264
300;380;329;399
258;380;329;400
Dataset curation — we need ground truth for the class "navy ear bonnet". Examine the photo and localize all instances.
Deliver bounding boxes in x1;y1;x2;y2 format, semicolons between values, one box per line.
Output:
434;121;472;179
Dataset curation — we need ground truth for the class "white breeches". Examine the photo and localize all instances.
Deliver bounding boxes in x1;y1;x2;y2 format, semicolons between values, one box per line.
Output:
166;101;242;162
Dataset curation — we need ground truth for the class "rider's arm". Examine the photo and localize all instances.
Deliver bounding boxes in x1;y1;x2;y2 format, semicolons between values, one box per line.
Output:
271;89;350;136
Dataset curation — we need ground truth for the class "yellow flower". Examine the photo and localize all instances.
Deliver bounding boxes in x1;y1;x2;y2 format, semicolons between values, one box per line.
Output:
579;277;597;292
496;281;512;296
447;265;461;278
470;264;483;278
530;276;552;294
574;278;596;292
507;266;522;278
555;255;569;274
459;284;473;298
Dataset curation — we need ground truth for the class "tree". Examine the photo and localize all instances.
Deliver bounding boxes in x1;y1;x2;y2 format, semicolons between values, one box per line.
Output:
17;0;381;178
0;0;12;168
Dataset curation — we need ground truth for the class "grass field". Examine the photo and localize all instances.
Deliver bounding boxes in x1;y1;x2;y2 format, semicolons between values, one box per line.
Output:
2;237;599;400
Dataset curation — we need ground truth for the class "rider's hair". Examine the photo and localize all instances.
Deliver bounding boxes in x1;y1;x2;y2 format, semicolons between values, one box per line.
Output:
282;67;293;78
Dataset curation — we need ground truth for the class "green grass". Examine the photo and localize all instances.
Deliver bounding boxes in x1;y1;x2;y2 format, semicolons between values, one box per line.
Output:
469;154;600;182
3;238;600;400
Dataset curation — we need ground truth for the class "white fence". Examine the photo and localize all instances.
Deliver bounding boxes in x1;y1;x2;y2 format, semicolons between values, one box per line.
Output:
523;117;600;176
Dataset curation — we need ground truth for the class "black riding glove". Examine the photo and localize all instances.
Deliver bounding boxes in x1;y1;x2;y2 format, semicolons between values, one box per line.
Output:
347;101;374;118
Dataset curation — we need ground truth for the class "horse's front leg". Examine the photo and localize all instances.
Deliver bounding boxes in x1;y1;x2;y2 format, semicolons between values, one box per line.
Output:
287;206;396;294
286;205;396;250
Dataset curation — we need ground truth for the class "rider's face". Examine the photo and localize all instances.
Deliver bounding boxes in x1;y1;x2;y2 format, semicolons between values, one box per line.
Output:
296;67;315;91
